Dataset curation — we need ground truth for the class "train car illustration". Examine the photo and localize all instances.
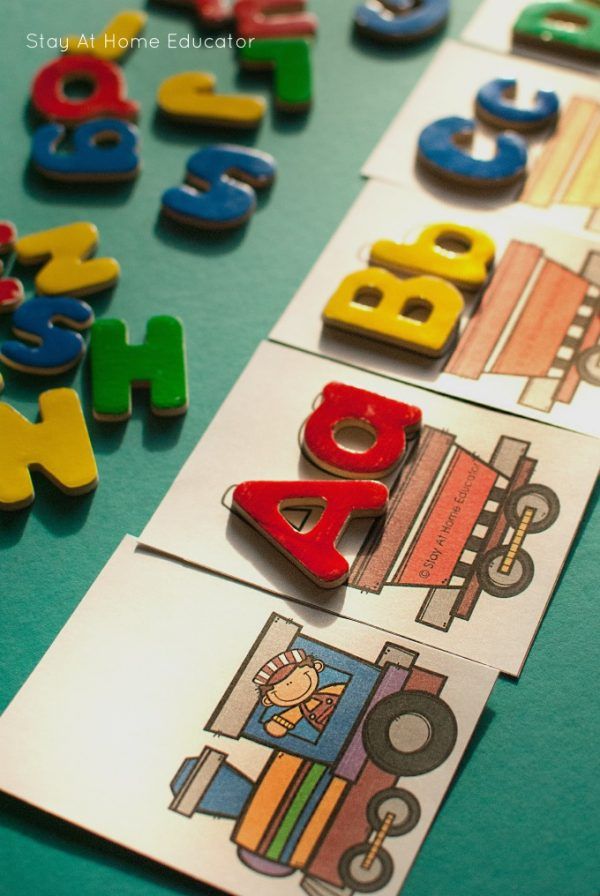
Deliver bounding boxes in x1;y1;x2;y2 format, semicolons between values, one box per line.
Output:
349;426;559;632
169;613;458;894
445;243;600;413
521;96;600;233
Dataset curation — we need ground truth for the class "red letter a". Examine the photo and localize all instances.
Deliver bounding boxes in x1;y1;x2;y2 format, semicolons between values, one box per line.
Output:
231;479;388;587
303;382;422;478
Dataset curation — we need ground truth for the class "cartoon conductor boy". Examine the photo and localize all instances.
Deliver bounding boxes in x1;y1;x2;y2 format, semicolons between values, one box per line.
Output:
254;649;346;739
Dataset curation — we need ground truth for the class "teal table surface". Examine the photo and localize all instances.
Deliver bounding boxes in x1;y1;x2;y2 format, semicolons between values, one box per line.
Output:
1;1;598;894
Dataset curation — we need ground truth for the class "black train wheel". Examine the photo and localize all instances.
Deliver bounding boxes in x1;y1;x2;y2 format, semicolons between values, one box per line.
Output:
367;787;421;836
363;691;457;776
576;345;600;385
478;545;534;597
505;483;560;533
338;843;393;893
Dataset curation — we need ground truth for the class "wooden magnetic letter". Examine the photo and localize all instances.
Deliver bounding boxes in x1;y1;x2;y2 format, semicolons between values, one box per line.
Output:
90;316;188;421
160;0;233;26
322;267;464;357
417;117;528;187
302;382;422;479
193;0;234;26
0;388;98;510
354;0;448;44
234;0;318;39
65;11;147;61
161;144;276;230
31;55;139;124
475;78;559;132
32;119;141;182
0;223;24;314
231;479;389;587
239;39;312;112
15;223;120;297
0;297;94;375
0;221;18;255
157;72;265;127
0;276;24;314
371;223;495;290
513;3;600;64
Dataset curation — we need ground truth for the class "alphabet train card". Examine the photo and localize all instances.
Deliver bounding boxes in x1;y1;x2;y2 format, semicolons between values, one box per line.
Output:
362;41;600;239
140;342;599;676
0;537;497;896
270;179;600;438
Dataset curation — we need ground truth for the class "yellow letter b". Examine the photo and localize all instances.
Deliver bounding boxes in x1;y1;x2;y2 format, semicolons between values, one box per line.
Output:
322;267;464;357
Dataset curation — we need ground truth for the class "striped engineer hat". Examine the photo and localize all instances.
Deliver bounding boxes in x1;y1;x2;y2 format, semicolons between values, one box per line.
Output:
253;649;307;686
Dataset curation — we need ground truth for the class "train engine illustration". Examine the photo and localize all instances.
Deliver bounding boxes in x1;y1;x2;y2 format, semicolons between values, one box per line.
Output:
169;613;458;893
350;426;560;631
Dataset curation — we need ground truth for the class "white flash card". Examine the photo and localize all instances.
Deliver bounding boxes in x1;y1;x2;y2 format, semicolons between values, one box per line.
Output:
362;40;600;239
270;179;600;438
0;537;497;896
140;342;599;676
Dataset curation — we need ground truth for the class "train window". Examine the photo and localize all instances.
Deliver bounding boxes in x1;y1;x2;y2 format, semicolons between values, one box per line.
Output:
258;662;351;746
242;636;382;764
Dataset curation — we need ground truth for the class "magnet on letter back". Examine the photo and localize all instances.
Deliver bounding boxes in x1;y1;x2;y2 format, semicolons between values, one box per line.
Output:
231;479;389;587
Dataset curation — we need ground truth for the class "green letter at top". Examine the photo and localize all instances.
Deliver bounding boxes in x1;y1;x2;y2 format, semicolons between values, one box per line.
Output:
513;3;600;63
240;39;312;112
90;316;188;422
